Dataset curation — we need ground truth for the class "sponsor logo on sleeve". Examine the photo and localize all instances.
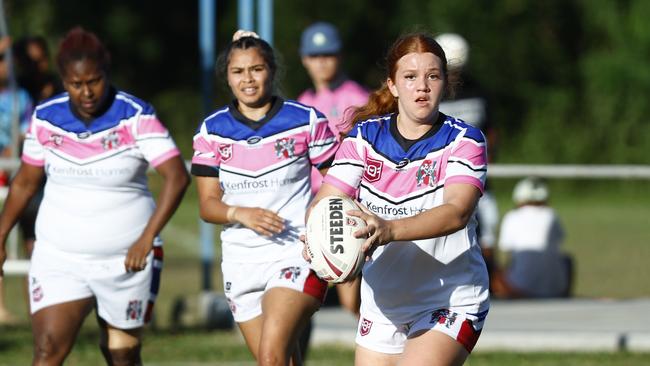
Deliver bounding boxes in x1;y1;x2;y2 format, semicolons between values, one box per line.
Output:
416;159;437;187
363;157;383;183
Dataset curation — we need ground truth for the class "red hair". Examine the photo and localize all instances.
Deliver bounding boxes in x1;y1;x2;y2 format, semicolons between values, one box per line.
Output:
344;32;456;132
56;27;111;77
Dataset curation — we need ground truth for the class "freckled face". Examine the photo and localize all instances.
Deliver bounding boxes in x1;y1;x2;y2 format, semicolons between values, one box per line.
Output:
62;59;109;120
227;47;273;110
387;52;446;125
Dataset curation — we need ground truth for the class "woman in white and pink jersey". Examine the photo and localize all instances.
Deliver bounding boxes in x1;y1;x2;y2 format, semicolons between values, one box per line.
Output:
192;31;339;366
0;27;189;365
307;32;490;366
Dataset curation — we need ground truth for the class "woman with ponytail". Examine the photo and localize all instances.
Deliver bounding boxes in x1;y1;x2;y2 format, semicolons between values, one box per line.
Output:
306;31;489;365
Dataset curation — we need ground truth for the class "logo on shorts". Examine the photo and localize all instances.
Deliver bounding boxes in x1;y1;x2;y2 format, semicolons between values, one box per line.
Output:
360;317;373;336
126;300;143;321
31;277;43;302
226;297;237;314
416;159;437;187
218;144;233;162
224;281;232;293
430;309;457;329
274;138;295;159
363;157;383;183
279;266;301;282
102;131;121;150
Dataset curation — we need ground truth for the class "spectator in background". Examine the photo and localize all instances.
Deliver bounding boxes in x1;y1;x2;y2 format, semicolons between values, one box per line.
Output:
297;20;368;314
0;35;33;325
491;177;573;299
436;33;500;277
0;27;189;364
296;21;369;358
13;35;62;103
11;34;62;263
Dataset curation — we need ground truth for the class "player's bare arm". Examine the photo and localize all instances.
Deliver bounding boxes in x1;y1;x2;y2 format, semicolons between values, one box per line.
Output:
196;176;284;236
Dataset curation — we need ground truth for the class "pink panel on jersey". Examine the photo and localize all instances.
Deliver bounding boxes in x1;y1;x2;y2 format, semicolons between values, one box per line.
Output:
297;80;369;134
225;133;310;172
36;124;137;160
191;135;219;167
149;148;181;167
322;175;357;197
445;176;484;193
452;140;487;167
137;116;169;135
21;155;44;167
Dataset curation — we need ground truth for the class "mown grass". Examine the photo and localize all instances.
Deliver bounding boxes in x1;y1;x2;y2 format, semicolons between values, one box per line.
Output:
1;324;648;365
1;178;648;364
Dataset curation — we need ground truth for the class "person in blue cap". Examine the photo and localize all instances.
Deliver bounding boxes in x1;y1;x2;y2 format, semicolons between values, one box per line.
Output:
297;20;368;314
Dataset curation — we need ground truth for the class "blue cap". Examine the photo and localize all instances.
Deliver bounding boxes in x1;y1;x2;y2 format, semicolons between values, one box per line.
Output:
300;22;342;56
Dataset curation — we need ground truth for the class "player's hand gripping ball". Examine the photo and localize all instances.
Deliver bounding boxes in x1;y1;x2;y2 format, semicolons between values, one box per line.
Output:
306;195;366;283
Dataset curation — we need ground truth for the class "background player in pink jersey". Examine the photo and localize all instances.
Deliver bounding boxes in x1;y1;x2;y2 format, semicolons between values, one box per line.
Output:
192;31;338;365
296;21;368;351
0;27;189;365
307;32;490;365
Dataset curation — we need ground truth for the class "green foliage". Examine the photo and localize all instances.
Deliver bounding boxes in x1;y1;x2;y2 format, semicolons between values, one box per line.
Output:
3;0;650;163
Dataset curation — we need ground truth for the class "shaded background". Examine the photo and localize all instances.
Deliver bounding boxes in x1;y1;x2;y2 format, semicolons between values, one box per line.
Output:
5;0;650;163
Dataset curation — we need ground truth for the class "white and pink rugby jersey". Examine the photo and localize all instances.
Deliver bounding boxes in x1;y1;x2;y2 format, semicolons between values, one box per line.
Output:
22;89;181;256
191;98;338;263
324;113;490;324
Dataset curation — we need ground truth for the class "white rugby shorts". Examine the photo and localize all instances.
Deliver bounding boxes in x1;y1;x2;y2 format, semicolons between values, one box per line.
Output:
29;243;163;329
355;307;487;354
221;256;327;323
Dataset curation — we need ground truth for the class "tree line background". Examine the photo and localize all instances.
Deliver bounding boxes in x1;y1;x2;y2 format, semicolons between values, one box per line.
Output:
5;0;650;164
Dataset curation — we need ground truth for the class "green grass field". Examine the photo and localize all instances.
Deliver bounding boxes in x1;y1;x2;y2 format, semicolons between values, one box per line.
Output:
1;178;649;364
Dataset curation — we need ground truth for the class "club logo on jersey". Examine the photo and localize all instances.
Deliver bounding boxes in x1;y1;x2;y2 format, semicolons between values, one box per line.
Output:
48;134;63;146
279;266;301;282
31;277;43;302
102;131;121;150
218;144;233;162
360;318;373;336
430;309;457;329
363;157;383;183
274;138;296;159
126;300;143;321
416;159;437;187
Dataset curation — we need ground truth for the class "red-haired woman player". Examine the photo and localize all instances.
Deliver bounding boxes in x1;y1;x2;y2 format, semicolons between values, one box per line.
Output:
307;31;490;365
0;27;189;365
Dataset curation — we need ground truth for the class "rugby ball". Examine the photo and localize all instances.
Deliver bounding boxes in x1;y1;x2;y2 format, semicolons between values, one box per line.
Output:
306;195;366;283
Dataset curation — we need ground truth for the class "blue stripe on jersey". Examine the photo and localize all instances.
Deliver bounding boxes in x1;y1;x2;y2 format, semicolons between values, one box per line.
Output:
349;114;485;164
201;100;321;140
35;90;152;135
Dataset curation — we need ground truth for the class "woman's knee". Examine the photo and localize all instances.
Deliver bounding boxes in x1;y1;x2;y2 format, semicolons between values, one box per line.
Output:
100;344;142;366
33;331;69;364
